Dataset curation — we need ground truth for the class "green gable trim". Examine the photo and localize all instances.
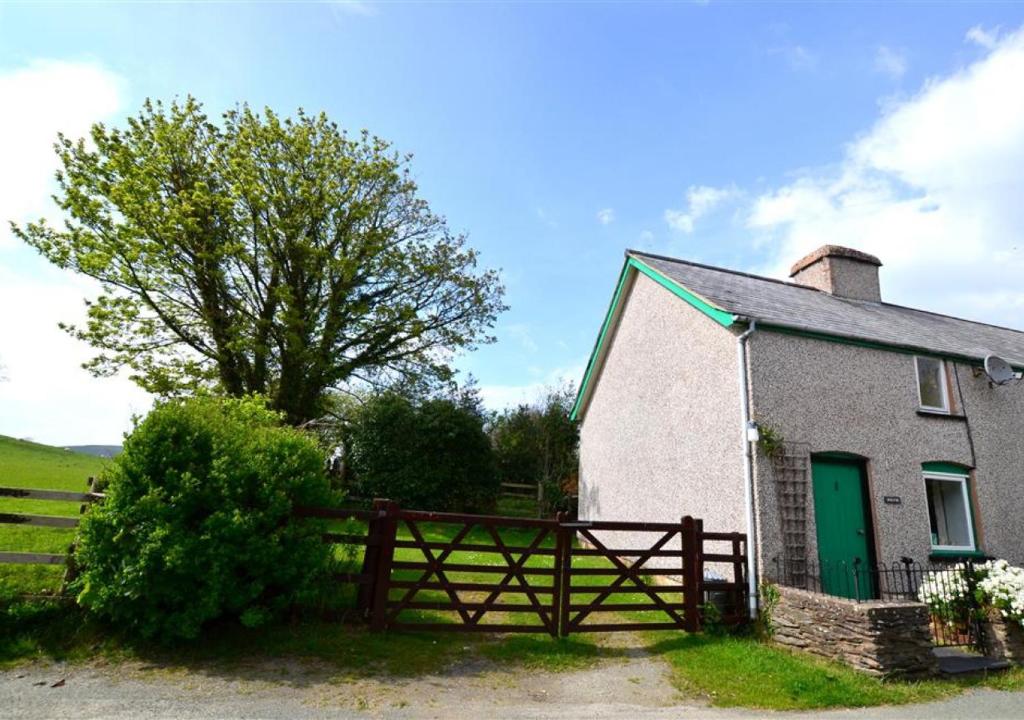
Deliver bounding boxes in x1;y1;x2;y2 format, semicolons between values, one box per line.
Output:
627;257;738;329
758;323;1024;371
569;256;738;421
570;259;632;421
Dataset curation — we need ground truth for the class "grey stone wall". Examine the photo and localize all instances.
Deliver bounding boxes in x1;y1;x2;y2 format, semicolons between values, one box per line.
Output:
773;587;938;677
748;329;1024;570
983;610;1024;664
577;271;745;561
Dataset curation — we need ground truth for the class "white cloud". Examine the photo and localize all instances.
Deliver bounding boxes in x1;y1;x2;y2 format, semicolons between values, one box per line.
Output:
769;45;818;72
478;363;585;411
748;26;1024;327
596;208;615;225
665;184;739;234
0;60;123;247
535;206;558;228
504;323;538;354
0;264;153;445
966;25;1000;50
0;59;149;445
330;1;377;16
875;46;908;79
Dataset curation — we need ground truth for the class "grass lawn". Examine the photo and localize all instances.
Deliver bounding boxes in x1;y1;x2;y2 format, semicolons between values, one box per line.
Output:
3;437;1023;711
643;630;1024;710
0;435;107;595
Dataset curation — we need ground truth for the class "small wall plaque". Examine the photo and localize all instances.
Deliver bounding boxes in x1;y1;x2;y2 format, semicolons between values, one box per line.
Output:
883;496;902;505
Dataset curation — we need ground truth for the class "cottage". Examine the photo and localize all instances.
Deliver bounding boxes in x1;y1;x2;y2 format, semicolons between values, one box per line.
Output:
572;245;1024;615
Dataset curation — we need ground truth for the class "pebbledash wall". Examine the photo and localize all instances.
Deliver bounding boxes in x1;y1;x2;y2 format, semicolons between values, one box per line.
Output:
577;271;745;557
748;328;1024;571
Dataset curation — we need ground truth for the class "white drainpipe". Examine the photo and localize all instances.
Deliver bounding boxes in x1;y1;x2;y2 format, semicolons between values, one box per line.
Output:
736;318;759;620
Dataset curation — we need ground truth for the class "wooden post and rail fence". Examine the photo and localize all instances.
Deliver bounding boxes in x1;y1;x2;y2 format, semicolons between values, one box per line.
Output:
0;478;102;576
1;481;748;636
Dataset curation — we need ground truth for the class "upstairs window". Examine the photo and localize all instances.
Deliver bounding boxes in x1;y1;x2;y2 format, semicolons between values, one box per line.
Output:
924;470;976;552
915;356;949;413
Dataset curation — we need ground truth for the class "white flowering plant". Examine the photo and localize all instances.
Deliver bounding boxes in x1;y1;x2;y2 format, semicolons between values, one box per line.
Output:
917;559;1024;628
976;559;1024;628
916;563;975;619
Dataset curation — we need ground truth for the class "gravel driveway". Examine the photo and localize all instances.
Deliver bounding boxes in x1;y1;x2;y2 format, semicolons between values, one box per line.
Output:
2;653;1023;719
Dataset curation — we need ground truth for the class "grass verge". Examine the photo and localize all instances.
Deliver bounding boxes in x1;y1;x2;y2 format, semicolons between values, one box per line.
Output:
0;597;607;677
645;631;1024;711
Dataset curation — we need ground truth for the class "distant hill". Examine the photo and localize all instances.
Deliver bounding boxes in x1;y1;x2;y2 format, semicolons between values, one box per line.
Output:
63;444;122;458
0;435;107;490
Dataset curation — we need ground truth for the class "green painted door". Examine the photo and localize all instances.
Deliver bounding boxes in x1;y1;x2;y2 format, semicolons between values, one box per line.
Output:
811;457;877;600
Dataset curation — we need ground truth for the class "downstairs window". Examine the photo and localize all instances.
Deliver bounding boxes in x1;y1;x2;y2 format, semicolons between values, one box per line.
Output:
924;470;976;552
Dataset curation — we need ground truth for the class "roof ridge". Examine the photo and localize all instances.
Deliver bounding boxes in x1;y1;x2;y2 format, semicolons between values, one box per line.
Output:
877;300;1024;338
627;247;1024;338
626;248;824;292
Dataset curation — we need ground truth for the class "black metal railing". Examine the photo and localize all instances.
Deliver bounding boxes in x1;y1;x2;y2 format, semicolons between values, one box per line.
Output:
770;556;986;651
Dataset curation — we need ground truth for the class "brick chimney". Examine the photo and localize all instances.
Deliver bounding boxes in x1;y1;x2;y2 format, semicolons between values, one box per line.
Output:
789;245;883;302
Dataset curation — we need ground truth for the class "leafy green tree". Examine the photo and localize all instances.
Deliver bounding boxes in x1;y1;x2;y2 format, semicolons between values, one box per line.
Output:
346;391;498;512
490;384;578;513
73;395;337;641
15;98;506;424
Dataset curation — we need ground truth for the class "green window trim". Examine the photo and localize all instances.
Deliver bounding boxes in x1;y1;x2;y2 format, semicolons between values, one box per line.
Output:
922;462;981;555
922;461;973;475
929;549;988;560
569;256;737;420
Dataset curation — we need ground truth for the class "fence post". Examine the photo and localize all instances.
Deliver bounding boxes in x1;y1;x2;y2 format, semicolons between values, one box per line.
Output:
369;499;399;632
552;511;568;638
682;515;701;633
696;518;705;622
61;476;96;591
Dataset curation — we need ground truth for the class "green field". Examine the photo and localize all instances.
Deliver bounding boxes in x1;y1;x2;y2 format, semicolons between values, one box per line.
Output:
0;435;107;594
2;434;1023;711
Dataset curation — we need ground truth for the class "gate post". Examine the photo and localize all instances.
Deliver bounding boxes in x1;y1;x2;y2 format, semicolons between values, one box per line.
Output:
964;558;987;654
682;515;701;633
552;511;569;638
358;498;387;615
369;499;399;632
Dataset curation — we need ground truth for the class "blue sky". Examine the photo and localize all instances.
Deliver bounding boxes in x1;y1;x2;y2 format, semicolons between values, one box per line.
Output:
2;2;1024;444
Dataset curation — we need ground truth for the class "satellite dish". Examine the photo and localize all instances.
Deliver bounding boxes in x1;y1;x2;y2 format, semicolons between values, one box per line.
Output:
984;354;1016;385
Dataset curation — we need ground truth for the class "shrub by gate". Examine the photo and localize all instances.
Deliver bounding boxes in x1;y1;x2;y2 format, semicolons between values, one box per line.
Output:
294;500;749;636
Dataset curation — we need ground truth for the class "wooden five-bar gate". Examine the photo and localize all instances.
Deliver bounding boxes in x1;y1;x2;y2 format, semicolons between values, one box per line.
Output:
296;500;749;636
0;482;748;636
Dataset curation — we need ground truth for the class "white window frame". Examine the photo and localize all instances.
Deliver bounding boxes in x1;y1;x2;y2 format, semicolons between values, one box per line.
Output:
923;470;977;553
915;356;950;413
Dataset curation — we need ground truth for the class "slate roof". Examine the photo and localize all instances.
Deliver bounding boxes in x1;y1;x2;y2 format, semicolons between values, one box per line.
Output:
629;249;1024;367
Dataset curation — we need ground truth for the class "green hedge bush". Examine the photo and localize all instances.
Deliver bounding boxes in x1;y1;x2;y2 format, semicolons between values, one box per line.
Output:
72;395;337;641
346;393;498;512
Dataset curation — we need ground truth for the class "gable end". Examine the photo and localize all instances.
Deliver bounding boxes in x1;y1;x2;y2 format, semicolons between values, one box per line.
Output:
570;255;739;421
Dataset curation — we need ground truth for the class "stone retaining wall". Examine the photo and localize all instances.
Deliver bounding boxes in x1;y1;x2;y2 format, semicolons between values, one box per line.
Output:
984;610;1024;664
773;586;938;677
